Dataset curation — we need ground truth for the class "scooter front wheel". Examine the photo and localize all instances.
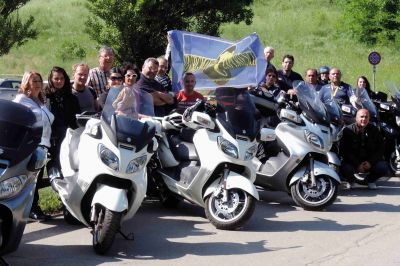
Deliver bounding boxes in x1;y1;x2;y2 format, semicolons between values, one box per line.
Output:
92;206;122;255
205;189;255;230
290;175;338;211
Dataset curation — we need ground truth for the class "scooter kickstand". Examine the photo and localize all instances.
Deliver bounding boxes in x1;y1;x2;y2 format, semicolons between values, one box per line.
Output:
118;229;134;241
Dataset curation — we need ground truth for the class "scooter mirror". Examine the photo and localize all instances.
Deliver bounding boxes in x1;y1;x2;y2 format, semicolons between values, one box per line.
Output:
260;128;276;142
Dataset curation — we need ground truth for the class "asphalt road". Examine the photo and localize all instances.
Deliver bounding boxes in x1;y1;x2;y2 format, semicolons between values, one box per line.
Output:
4;178;400;266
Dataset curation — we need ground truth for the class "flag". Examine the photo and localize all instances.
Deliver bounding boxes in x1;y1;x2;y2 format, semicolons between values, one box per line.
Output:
168;30;266;92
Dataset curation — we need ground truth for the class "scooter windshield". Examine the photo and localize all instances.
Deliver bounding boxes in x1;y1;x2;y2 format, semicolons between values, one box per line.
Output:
296;82;330;126
215;87;258;140
322;98;343;126
101;87;155;148
384;81;400;104
354;87;378;118
103;86;154;119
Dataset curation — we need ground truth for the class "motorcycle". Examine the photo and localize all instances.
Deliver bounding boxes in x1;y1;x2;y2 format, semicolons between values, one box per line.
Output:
253;82;341;211
52;87;158;254
0;99;46;255
148;87;263;230
375;81;400;175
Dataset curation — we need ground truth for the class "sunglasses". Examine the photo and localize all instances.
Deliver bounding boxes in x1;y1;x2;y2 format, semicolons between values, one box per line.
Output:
125;73;138;78
110;76;123;81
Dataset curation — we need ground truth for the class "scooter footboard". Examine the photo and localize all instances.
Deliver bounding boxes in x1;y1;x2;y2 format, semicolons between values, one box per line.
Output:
203;172;259;200
289;160;341;186
91;185;128;212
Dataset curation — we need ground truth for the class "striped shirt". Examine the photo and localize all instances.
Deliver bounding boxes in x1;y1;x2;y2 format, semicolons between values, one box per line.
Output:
87;67;108;96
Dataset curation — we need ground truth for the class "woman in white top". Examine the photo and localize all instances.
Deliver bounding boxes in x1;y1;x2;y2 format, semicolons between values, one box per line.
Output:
13;71;54;221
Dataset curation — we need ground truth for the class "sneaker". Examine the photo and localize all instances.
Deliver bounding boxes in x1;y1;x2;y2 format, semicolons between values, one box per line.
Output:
367;182;378;190
340;182;351;189
29;208;51;221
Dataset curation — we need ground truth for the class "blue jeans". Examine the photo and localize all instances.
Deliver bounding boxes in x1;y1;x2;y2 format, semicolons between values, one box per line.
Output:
341;160;391;183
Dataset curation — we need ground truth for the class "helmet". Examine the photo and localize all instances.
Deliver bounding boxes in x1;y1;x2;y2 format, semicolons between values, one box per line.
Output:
319;66;330;75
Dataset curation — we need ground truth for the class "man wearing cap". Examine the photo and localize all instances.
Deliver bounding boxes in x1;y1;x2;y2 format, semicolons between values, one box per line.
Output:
319;66;330;85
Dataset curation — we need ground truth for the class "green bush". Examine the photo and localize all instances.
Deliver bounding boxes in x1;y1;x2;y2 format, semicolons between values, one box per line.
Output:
39;187;62;214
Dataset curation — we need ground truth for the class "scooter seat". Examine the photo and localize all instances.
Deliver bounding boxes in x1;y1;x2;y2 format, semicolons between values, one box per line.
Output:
169;135;199;161
69;127;84;171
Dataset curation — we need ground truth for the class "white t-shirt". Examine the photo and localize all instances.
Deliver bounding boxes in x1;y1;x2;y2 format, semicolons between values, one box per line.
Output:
13;94;54;148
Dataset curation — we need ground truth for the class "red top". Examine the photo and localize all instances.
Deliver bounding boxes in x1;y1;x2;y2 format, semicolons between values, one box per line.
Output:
176;90;204;111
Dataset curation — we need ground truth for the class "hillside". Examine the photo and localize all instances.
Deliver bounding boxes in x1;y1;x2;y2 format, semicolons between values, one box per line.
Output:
0;0;399;89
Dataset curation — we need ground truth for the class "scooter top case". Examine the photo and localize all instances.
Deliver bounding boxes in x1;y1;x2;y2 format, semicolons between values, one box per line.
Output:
0;99;43;255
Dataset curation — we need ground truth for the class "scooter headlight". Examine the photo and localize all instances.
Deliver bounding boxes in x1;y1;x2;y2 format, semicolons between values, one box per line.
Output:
244;144;257;160
99;144;119;171
304;130;324;149
217;136;238;159
126;155;147;174
0;175;28;200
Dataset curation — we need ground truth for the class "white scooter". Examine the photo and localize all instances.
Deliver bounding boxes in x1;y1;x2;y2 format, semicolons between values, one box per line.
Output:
53;87;158;254
253;82;342;211
148;87;266;230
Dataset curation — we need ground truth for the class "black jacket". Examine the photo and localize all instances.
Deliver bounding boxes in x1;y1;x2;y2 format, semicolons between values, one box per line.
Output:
339;123;384;167
46;89;81;141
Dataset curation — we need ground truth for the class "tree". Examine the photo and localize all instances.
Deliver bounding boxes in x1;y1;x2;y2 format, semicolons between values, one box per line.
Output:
339;0;400;46
0;0;37;56
85;0;253;66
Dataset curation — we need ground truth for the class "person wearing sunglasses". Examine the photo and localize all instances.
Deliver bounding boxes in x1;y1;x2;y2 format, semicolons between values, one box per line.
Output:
98;67;124;109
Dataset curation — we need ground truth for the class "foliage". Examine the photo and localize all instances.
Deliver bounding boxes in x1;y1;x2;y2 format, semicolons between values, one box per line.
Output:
85;0;253;66
339;0;400;46
0;0;37;56
57;40;87;62
39;187;62;214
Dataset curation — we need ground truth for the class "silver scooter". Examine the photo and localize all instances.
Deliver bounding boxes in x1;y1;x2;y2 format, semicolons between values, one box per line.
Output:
0;99;46;256
253;82;341;211
148;87;262;230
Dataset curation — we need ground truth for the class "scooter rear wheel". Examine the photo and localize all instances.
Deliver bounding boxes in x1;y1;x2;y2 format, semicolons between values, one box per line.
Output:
92;206;122;255
205;189;255;230
291;175;338;211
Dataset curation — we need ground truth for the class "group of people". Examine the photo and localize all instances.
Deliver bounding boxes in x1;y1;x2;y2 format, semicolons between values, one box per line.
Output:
15;44;391;221
253;46;391;190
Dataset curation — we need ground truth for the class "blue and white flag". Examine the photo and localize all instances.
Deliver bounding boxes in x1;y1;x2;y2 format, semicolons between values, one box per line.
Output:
168;30;266;92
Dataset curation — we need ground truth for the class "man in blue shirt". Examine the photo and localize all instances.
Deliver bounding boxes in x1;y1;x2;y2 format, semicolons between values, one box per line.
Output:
319;67;356;106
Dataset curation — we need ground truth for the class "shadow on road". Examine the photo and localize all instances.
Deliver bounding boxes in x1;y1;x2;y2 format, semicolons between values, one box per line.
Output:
110;201;278;260
5;179;399;265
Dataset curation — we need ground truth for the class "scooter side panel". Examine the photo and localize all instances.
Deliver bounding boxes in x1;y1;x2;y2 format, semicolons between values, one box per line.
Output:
289;160;341;186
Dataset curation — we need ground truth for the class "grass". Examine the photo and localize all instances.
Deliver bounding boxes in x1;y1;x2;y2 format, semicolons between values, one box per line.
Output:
1;0;399;89
0;0;98;78
39;187;62;214
220;0;400;91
